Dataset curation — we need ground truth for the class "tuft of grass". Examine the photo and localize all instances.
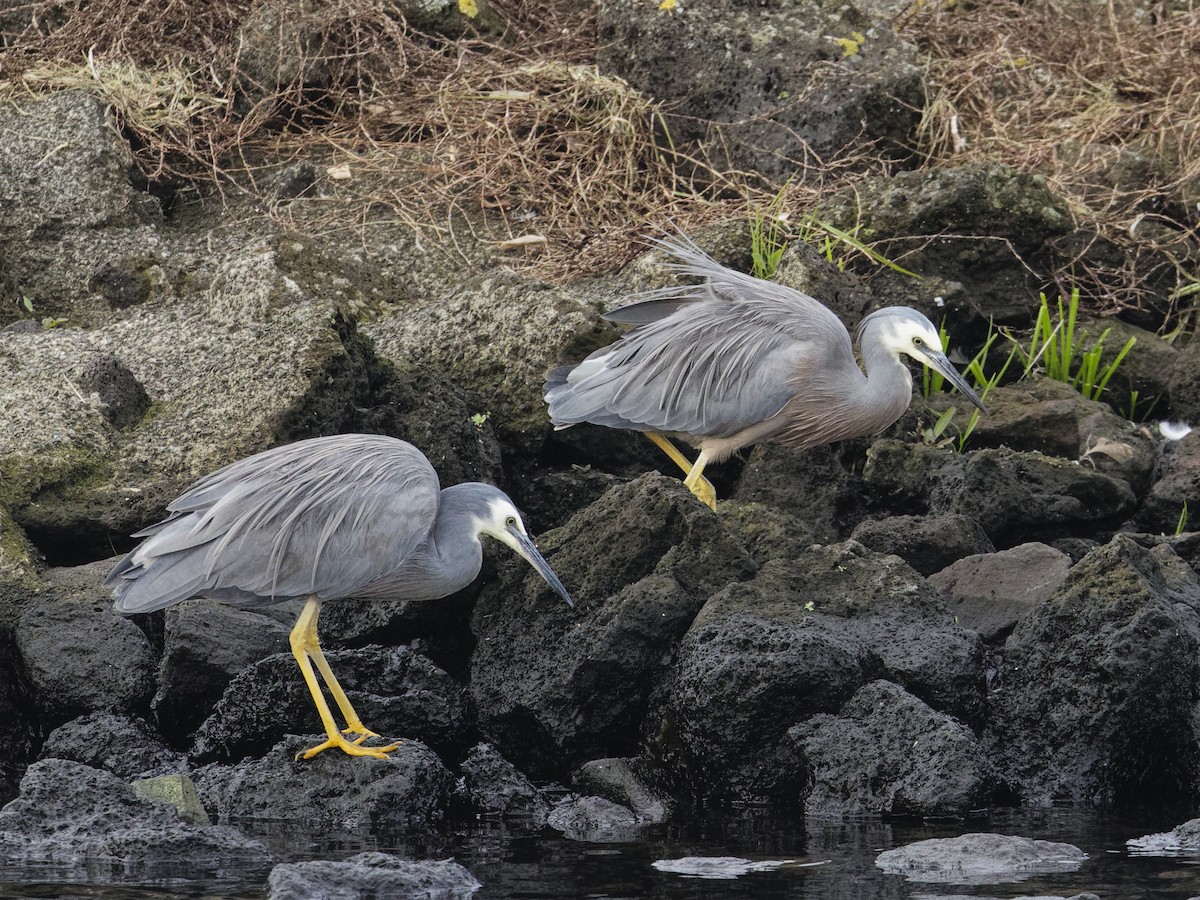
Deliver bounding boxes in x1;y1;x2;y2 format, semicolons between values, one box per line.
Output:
1005;289;1136;403
749;183;790;280
1176;500;1189;537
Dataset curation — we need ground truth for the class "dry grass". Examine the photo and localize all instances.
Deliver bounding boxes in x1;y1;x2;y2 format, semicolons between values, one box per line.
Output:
899;0;1200;319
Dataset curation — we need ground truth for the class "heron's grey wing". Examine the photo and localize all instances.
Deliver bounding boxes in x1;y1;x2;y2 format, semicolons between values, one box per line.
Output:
546;237;856;438
107;434;440;613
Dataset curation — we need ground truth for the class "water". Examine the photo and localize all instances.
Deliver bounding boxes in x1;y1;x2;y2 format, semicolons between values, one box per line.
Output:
2;806;1199;898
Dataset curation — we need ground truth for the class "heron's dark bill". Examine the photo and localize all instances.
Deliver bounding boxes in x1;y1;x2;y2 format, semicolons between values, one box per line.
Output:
927;353;987;414
510;528;574;607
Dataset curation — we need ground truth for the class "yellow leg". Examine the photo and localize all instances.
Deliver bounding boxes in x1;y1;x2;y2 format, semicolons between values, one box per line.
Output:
645;433;718;510
289;596;400;760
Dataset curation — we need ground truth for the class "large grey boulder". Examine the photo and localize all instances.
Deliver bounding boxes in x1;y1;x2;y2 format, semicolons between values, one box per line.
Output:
656;541;985;801
469;474;755;774
987;536;1200;803
40;713;185;780
0;758;271;882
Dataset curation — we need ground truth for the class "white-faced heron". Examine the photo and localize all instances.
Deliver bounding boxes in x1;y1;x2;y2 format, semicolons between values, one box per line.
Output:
105;433;572;760
544;234;986;509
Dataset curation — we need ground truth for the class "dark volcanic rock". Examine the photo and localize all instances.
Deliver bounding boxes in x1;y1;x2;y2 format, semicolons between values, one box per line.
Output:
267;852;481;900
875;833;1087;883
0;758;271;881
1134;431;1200;534
789;680;992;817
547;795;643;843
192;644;470;763
597;0;923;180
574;757;672;824
851;513;994;576
457;742;550;821
154;601;291;741
40;713;185;780
929;542;1072;642
657;541;984;801
13;562;156;728
195;735;452;832
987;536;1200;804
469;474;755;774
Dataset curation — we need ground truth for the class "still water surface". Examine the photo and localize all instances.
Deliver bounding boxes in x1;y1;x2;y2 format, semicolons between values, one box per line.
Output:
2;806;1199;898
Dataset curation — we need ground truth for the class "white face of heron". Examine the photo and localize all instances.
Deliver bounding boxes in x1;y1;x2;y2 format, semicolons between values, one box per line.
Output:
882;315;945;367
476;497;528;551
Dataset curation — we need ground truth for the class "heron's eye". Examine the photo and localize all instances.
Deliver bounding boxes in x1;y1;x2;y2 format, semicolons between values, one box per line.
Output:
505;515;517;528
913;336;924;347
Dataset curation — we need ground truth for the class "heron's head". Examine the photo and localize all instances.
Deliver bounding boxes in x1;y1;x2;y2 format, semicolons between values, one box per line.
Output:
860;308;987;414
477;495;574;607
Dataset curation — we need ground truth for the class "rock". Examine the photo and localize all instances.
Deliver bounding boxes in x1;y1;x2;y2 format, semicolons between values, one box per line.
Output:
657;542;984;800
364;271;610;451
131;773;211;826
851;514;995;576
195;735;452;832
929;543;1072;642
597;0;923;180
0;605;36;802
1127;817;1200;854
267;852;482;900
546;795;642;843
72;352;151;429
153;601;291;741
876;833;1086;883
457;742;550;821
0;758;271;881
987;536;1200;803
574;757;671;824
40;713;185;780
192;644;471;763
718;501;819;565
12;561;156;727
816;164;1072;328
0;506;40;588
233;0;333;104
1133;431;1200;534
1168;337;1200;423
789;680;992;817
469;474;755;774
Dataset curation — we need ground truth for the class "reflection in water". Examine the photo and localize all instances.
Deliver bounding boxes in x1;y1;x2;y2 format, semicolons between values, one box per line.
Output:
4;806;1200;899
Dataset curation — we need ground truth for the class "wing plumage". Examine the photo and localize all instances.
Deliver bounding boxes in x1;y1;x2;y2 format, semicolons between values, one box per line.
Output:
105;434;441;613
545;234;858;439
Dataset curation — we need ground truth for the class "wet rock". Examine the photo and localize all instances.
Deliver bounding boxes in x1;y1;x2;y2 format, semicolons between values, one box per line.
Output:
817;164;1072;327
597;0;922;180
987;536;1200;804
192;644;471;763
40;713;185;780
851;514;994;576
574;757;671;824
929;543;1072;642
1133;431;1200;534
657;542;984;801
0;758;271;881
195;735;452;831
547;795;642;843
469;474;755;774
457;742;550;821
1127;817;1200;854
267;851;482;900
12;561;156;727
153;601;290;741
789;680;991;817
875;833;1087;884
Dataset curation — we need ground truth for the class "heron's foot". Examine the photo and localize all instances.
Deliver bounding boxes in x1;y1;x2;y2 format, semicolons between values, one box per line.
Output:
342;725;383;746
296;732;402;761
683;473;717;511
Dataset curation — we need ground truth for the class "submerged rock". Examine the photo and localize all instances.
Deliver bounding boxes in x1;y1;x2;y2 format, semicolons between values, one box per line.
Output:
547;795;643;843
875;833;1086;884
457;742;551;822
0;759;271;881
1127;817;1200;855
267;851;481;900
574;757;672;824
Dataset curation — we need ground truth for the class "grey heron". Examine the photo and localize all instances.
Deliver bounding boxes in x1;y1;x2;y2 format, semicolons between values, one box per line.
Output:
106;433;572;760
545;234;985;509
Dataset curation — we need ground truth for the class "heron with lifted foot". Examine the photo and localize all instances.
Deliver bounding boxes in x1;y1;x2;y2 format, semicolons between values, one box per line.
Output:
545;233;986;509
106;433;572;760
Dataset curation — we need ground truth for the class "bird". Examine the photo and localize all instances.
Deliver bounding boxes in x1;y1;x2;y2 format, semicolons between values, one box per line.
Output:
545;233;986;509
105;433;573;761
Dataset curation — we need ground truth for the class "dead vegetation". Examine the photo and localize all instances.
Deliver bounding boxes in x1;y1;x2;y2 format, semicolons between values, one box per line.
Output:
0;0;1197;311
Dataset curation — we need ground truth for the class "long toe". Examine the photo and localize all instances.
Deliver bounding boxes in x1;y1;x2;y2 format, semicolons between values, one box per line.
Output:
687;476;718;511
297;733;403;761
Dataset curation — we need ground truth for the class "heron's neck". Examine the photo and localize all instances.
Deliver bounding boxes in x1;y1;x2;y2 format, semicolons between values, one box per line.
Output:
399;489;486;601
856;340;914;427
